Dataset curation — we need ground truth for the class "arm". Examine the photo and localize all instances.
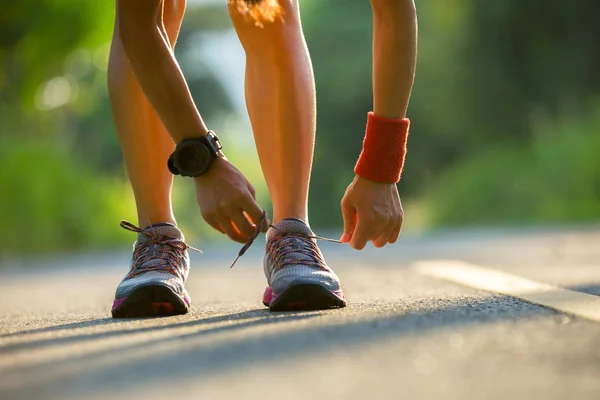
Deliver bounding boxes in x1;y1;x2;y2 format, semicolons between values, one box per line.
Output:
372;0;417;119
117;0;209;141
115;0;265;242
340;0;417;250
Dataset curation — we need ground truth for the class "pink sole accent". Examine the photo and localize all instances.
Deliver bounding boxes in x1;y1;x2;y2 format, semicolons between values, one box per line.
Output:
112;297;126;311
263;286;273;305
331;289;345;300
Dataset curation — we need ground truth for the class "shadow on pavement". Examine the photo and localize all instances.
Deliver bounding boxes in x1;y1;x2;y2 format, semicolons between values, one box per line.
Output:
2;295;553;399
568;283;600;296
1;309;280;353
0;318;117;339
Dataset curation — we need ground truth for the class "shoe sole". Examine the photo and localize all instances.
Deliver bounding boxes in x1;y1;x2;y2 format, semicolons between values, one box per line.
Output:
266;284;346;312
112;285;189;318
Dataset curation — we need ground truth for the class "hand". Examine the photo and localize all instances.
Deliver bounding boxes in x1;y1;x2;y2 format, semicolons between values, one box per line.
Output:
195;156;267;243
340;176;403;250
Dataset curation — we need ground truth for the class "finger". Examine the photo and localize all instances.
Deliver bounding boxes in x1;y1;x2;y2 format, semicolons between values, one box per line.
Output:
350;212;375;250
340;200;357;243
241;196;267;232
388;221;402;244
230;210;255;238
242;210;269;231
373;222;396;248
217;217;247;243
213;223;226;235
203;215;225;234
372;225;394;248
248;183;257;199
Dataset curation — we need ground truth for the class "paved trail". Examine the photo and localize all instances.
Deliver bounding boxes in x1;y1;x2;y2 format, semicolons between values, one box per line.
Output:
1;227;600;400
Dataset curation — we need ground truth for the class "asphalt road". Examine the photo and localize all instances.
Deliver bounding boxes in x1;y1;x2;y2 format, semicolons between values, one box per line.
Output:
1;226;600;400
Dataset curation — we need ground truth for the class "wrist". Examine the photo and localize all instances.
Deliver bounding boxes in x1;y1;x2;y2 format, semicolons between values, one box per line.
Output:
355;174;395;186
193;155;226;184
354;112;410;183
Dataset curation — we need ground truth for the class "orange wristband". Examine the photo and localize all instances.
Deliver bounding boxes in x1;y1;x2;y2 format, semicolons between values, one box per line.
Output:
354;112;410;183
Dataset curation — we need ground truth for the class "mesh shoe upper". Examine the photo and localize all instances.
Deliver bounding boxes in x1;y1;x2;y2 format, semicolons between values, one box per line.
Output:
115;223;191;300
264;219;341;295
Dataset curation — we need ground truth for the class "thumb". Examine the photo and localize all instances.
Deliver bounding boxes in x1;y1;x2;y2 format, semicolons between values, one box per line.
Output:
340;199;357;243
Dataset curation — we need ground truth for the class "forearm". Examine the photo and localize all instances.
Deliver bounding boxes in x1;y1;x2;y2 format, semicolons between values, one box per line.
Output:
353;0;416;184
117;2;208;142
371;0;417;118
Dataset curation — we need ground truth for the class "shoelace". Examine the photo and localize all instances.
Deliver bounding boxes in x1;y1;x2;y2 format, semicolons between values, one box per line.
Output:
229;211;340;268
120;221;202;279
266;235;327;272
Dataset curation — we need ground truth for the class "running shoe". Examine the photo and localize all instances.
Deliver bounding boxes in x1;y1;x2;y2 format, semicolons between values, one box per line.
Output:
262;218;346;311
112;221;198;318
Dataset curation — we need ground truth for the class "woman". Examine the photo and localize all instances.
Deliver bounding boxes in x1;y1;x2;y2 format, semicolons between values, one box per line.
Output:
108;0;417;317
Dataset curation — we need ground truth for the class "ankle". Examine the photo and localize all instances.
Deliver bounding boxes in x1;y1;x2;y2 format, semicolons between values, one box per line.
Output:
137;213;177;229
273;213;308;225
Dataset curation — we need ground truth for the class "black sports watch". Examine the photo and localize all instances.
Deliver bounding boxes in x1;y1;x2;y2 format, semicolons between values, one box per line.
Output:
167;130;223;177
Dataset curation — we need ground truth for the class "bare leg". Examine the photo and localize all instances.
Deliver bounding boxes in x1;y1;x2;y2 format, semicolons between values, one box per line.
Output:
108;0;186;227
229;1;315;224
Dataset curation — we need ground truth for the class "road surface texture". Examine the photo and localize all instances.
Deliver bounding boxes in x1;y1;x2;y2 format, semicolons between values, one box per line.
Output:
1;226;600;400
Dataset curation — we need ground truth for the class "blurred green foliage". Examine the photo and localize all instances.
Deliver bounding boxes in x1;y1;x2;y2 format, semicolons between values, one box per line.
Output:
428;108;600;225
0;1;113;136
0;139;135;255
1;0;599;256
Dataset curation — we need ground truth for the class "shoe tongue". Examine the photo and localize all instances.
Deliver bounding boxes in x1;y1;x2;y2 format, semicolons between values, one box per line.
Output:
267;218;313;241
267;219;319;264
137;223;184;244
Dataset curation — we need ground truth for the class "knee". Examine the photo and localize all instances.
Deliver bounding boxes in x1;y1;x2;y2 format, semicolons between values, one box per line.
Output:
228;0;301;56
370;0;416;20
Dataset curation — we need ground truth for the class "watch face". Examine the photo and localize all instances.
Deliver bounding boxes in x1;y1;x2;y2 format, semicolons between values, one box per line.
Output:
175;141;212;176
